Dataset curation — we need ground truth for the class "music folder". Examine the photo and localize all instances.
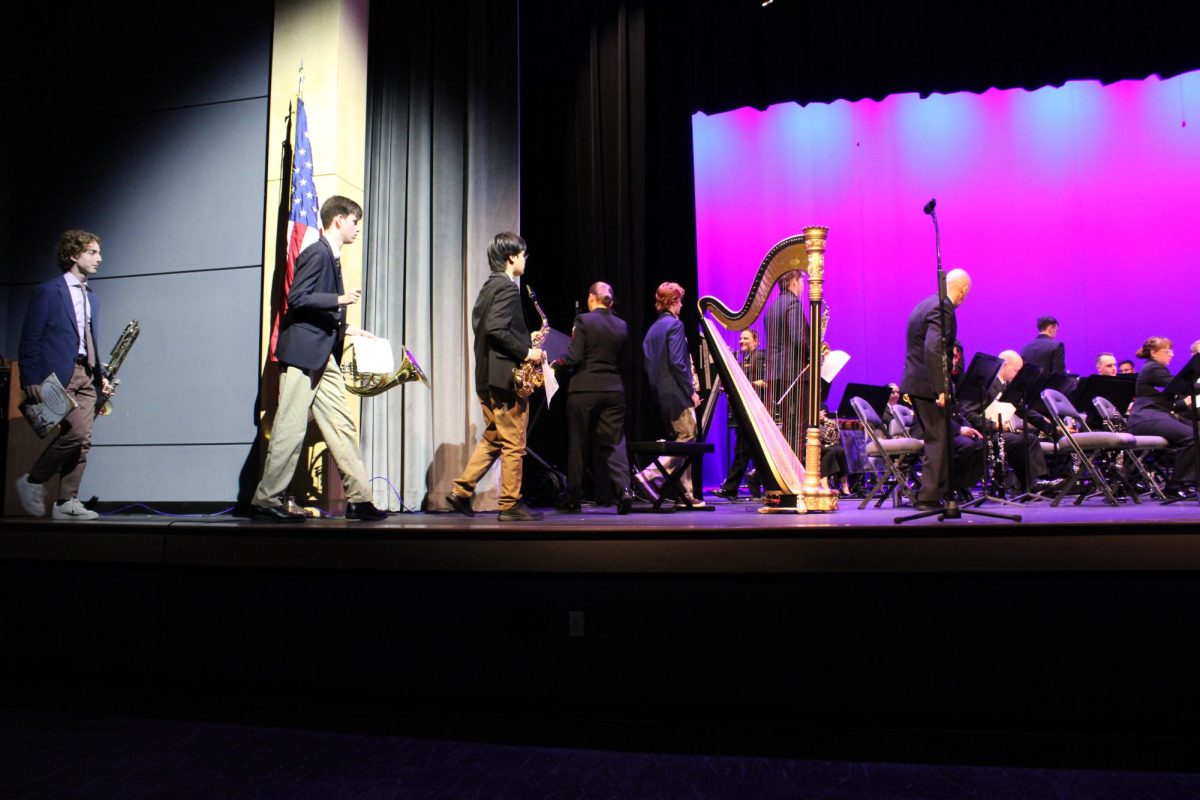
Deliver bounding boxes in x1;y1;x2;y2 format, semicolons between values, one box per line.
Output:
19;373;78;438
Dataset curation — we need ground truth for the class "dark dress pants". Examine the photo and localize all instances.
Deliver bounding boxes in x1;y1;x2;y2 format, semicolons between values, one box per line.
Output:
1002;431;1047;490
566;391;631;502
1130;408;1197;485
913;397;948;502
721;427;762;495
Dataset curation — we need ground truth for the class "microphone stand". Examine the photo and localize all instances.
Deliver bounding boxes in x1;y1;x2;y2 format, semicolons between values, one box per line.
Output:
897;200;1020;524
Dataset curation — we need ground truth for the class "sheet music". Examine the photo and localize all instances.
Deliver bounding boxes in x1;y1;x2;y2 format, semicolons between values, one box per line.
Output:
821;350;851;383
542;362;560;404
351;336;394;373
984;399;1017;428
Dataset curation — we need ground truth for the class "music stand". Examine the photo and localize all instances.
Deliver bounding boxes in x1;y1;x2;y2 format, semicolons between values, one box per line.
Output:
1162;353;1200;505
837;383;892;421
954;354;1017;508
1073;375;1136;427
997;363;1052;503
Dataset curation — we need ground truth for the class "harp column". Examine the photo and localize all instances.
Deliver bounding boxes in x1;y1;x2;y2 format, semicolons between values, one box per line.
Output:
802;226;839;512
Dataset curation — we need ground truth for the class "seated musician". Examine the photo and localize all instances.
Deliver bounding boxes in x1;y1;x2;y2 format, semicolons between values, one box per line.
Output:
959;350;1058;494
880;382;905;436
1095;352;1118;376
1129;336;1197;499
715;329;766;500
819;408;850;496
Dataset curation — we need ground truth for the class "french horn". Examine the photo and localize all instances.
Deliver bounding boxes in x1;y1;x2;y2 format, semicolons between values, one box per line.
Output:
343;345;430;396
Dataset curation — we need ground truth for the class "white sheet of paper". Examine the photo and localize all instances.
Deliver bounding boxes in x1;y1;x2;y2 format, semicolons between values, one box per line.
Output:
984;399;1017;428
542;362;560;404
821;350;851;383
352;336;394;373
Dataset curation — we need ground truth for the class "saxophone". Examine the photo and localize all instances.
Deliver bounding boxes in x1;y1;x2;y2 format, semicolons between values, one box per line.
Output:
512;285;550;398
97;320;141;416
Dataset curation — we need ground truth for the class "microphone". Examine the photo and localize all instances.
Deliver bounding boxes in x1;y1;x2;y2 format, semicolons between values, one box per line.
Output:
923;198;937;215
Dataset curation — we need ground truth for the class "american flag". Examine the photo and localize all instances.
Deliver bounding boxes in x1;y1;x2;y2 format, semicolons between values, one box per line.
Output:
269;97;321;360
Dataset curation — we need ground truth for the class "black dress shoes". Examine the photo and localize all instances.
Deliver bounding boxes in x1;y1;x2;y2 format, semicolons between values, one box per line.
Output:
346;501;388;521
248;504;307;523
445;492;475;517
498;502;544;522
913;500;944;511
556;499;582;513
616;488;637;515
712;487;739;501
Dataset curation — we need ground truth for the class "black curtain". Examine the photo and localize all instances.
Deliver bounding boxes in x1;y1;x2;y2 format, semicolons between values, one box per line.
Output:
520;0;698;444
685;1;1200;114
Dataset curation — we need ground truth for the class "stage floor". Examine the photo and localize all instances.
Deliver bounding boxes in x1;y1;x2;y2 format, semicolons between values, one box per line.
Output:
2;493;1197;574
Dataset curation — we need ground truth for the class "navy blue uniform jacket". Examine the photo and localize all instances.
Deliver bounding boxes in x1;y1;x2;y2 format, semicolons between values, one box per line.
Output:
900;294;957;400
557;308;627;394
1020;333;1065;376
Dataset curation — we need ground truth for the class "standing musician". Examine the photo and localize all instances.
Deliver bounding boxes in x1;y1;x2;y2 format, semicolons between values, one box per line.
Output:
14;230;115;520
899;268;976;509
446;232;546;522
551;282;636;514
635;281;704;507
250;196;388;523
1129;336;1196;499
763;269;809;453
715;329;767;499
1020;315;1066;376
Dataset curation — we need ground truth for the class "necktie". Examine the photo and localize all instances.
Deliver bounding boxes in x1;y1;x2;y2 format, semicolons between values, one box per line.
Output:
78;284;97;369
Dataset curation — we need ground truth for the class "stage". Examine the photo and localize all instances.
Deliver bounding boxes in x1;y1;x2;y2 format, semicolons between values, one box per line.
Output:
2;495;1197;574
3;496;1200;750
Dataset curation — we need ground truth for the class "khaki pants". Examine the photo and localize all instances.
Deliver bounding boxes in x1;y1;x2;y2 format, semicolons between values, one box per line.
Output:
638;406;696;497
451;390;528;511
30;363;97;501
253;356;369;507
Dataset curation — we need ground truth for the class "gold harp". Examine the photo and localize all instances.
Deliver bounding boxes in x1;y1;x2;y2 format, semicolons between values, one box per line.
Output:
343;345;430;396
698;227;837;512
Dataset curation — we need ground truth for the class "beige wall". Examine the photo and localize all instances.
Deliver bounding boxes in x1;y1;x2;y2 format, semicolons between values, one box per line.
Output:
263;0;370;361
260;0;370;505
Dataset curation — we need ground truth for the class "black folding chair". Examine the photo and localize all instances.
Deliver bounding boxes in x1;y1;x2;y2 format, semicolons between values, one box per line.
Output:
1040;389;1139;507
851;396;923;509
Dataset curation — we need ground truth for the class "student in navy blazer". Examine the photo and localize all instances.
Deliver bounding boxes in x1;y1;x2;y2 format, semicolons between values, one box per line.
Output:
249;196;387;523
15;230;112;520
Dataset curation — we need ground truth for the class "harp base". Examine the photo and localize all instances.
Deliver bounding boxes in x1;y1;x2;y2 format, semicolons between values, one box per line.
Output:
757;492;805;514
755;489;841;514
